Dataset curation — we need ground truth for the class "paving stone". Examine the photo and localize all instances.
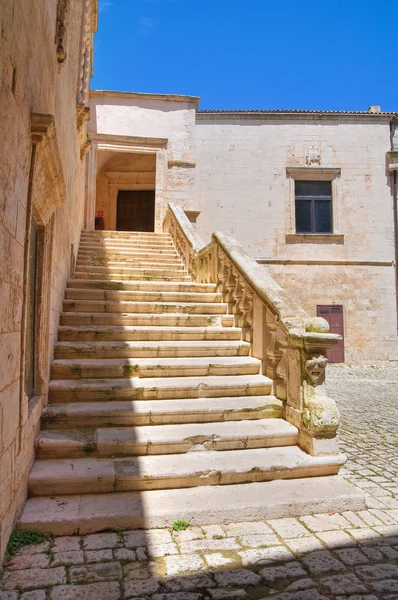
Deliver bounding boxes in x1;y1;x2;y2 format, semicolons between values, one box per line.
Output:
50;582;121;600
285;536;325;555
178;538;240;553
371;580;398;593
13;542;50;556
5;553;50;570
0;594;18;600
205;553;237;568
114;548;137;561
172;527;204;543
345;528;381;543
85;548;113;563
300;513;352;532
52;537;81;553
268;518;311;539
124;578;160;597
135;547;147;561
145;542;179;558
285;579;317;591
83;533;121;550
165;554;205;576
152;594;203;600
335;596;378;600
302;550;347;575
202;525;225;538
123;562;152;580
52;550;85;566
319;573;368;594
360;547;384;561
224;521;272;536
335;548;369;566
259;561;307;583
208;591;247;599
2;567;66;591
20;593;46;600
69;562;123;583
238;533;279;547
213;569;261;587
316;530;356;548
378;545;398;559
261;591;329;600
356;563;398;580
124;529;172;547
163;573;215;592
239;546;294;566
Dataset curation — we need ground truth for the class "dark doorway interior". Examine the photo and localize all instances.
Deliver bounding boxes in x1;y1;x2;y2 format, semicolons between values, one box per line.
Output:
317;305;345;363
116;190;155;232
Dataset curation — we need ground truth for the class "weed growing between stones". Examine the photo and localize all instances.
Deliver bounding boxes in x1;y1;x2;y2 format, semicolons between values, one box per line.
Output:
172;520;191;531
5;529;49;560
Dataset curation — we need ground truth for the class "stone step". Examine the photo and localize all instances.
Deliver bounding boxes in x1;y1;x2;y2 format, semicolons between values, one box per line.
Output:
35;419;298;459
41;396;283;429
18;476;365;535
79;240;175;251
50;356;262;380
77;249;180;260
54;340;250;359
65;288;223;303
63;299;228;315
58;325;243;342
49;374;273;402
28;447;346;496
67;279;217;293
75;264;186;276
80;231;171;240
74;271;191;282
60;312;222;327
76;258;183;269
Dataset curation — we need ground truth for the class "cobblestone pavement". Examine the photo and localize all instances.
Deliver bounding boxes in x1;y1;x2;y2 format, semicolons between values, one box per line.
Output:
1;365;398;600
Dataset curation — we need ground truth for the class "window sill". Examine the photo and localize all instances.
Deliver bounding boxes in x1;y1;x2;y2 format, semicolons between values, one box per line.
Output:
285;233;344;244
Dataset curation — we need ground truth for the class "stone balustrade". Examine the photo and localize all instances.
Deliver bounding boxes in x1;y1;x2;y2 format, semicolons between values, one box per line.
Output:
164;203;342;457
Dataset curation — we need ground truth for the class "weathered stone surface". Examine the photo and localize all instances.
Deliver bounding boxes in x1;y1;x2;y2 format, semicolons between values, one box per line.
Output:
209;591;247;599
124;578;160;597
239;533;279;547
165;555;205;576
85;549;113;563
52;537;81;553
114;548;137;562
122;562;152;580
224;522;273;536
267;518;311;539
5;553;50;570
163;573;215;592
239;546;294;566
335;548;369;566
69;562;122;583
83;533;121;550
356;563;398;580
213;569;261;587
259;561;307;583
319;573;368;594
2;567;66;591
302;551;346;575
50;582;121;600
205;553;237;568
20;593;46;600
53;550;85;566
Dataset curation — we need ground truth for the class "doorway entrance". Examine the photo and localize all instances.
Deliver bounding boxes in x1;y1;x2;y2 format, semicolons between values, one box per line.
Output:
116;190;155;232
317;305;345;363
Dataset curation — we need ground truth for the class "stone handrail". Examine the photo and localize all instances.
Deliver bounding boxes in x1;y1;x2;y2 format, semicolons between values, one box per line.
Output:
164;203;342;457
163;203;204;278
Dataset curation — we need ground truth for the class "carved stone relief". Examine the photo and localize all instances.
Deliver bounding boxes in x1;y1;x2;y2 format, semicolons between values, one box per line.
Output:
305;145;321;166
55;0;70;64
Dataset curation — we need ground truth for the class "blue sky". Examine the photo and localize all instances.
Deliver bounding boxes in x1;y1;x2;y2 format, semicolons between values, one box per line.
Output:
92;0;397;112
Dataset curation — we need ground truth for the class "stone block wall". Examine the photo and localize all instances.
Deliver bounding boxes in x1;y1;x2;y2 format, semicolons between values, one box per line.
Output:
0;0;96;560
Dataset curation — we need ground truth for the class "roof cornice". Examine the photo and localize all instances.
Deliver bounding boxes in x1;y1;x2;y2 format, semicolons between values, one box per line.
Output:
90;90;200;105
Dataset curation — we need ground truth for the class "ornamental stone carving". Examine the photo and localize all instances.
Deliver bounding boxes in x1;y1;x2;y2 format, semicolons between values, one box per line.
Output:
55;0;70;64
305;145;321;166
302;353;340;437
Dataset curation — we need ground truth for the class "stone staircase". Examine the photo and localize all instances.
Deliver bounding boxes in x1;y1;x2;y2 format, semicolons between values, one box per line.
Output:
18;230;358;534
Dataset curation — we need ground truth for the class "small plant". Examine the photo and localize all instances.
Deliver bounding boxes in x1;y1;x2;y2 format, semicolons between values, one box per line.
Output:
6;530;48;560
172;520;190;532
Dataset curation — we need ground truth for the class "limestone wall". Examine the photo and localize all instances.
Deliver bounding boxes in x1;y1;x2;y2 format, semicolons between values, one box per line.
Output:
88;92;199;211
0;0;96;559
194;114;397;362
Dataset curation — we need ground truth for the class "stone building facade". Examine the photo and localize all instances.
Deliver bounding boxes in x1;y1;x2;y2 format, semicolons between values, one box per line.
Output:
87;92;398;364
0;0;97;559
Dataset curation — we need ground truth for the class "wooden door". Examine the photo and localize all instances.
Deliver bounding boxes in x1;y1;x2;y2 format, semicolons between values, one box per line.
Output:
317;305;345;363
116;190;155;232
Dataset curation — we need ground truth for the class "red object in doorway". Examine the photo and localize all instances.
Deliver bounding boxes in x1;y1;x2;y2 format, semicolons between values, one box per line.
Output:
95;215;104;230
317;305;345;363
